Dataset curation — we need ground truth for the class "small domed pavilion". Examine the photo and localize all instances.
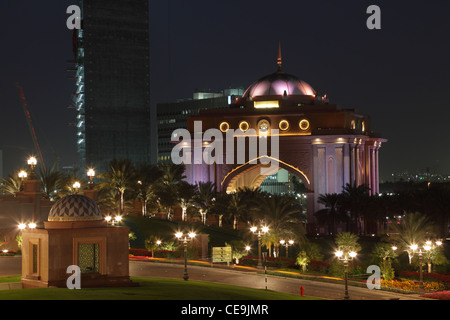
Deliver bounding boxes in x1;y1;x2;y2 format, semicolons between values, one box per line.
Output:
21;195;133;288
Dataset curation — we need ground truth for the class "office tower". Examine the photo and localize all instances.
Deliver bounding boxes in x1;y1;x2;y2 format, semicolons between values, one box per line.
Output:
70;0;151;173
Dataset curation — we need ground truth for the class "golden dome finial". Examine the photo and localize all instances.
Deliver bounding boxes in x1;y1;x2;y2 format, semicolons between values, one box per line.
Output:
277;41;282;72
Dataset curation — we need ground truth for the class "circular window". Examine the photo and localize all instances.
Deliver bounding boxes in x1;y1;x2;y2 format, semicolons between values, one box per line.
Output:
279;120;290;131
299;119;310;131
219;122;230;133
239;121;250;132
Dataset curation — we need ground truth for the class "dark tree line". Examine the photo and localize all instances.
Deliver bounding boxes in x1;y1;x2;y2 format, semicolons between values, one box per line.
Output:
315;182;450;238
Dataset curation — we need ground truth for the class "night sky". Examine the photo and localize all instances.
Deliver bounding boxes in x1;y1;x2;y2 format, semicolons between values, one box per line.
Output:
1;0;449;181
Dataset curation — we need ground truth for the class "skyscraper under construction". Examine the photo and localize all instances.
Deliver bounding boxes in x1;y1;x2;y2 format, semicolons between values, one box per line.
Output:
70;0;151;173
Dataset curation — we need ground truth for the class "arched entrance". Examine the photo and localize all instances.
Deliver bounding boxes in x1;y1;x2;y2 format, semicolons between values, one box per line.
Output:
221;156;311;194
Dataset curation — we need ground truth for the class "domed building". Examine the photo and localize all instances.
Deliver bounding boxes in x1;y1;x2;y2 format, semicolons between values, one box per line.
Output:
177;44;386;234
47;195;103;223
21;194;133;288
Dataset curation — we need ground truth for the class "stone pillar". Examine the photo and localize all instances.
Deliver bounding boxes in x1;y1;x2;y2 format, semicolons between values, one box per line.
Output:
83;189;98;202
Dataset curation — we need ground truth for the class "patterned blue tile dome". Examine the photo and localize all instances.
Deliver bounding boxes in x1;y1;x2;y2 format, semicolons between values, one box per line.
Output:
48;195;102;222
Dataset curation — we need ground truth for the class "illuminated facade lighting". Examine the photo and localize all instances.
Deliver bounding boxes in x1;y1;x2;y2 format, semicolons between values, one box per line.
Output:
239;121;250;132
299;119;310;131
219;122;230;133
254;101;279;109
279;120;289;131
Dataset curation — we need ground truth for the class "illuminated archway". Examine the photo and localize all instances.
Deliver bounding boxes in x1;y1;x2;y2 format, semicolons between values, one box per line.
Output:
221;156;311;194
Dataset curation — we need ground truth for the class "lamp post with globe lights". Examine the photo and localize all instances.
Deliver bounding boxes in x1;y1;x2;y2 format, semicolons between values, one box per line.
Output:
409;240;443;289
18;170;27;190
73;181;81;194
27;157;37;179
250;225;269;268
334;248;357;300
105;215;122;226
279;239;294;258
87;169;95;189
175;231;196;281
18;222;37;231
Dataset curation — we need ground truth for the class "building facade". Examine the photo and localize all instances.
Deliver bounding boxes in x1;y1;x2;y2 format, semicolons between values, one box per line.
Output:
157;88;243;163
70;0;151;173
177;50;386;234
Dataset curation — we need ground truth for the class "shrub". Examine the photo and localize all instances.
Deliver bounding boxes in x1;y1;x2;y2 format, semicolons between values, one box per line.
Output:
328;259;363;277
381;279;445;292
380;260;395;281
129;248;151;257
398;271;450;289
421;291;450;300
307;260;329;273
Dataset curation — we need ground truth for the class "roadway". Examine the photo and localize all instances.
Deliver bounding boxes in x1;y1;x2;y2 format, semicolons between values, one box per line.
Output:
129;259;429;300
0;256;430;300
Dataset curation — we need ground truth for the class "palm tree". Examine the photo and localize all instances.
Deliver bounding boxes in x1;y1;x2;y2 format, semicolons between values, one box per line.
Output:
157;163;186;220
134;164;163;216
227;191;249;230
208;192;230;227
340;183;370;234
194;181;216;225
0;170;23;195
334;232;362;253
388;211;438;263
176;181;197;222
254;194;305;256
97;159;136;215
236;186;265;226
159;163;186;186
315;193;344;235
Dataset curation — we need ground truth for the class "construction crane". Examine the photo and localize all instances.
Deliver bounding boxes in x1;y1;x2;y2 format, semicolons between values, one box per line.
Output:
16;83;47;173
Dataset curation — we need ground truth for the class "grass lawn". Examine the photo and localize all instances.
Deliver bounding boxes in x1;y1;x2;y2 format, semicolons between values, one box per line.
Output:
0;276;321;300
0;275;21;283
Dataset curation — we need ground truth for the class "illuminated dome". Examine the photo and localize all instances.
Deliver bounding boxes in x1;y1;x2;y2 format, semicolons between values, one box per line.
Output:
242;42;316;100
243;71;316;99
48;195;102;222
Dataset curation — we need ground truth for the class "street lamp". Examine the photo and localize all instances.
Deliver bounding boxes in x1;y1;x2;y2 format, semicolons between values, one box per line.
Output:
279;239;294;258
87;169;95;188
73;181;81;194
27;157;37;179
18;170;27;191
250;225;269;268
18;222;36;230
105;215;122;226
409;240;443;289
175;231;196;281
334;248;357;300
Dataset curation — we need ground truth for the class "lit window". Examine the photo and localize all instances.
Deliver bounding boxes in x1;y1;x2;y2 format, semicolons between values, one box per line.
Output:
279;120;289;131
299;119;310;131
239;121;250;132
219;122;230;133
254;101;279;109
